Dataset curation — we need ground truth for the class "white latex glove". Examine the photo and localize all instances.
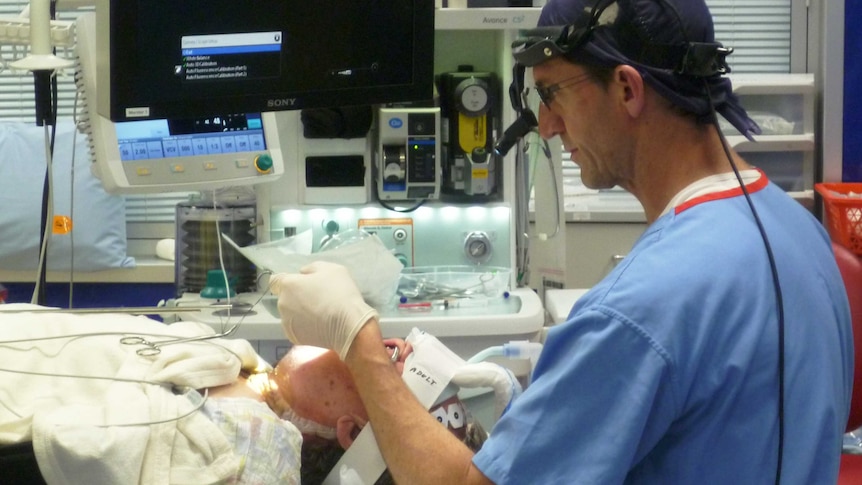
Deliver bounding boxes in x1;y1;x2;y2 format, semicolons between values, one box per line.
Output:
270;261;378;360
451;362;523;420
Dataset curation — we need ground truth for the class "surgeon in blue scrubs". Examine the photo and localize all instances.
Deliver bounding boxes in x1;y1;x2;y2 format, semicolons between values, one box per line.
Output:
271;0;854;483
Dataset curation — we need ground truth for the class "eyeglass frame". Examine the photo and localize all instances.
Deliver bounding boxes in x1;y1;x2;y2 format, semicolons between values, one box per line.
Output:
533;72;593;108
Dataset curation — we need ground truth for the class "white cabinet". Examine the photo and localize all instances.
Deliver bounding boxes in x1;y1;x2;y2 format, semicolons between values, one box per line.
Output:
724;73;816;206
562;221;645;288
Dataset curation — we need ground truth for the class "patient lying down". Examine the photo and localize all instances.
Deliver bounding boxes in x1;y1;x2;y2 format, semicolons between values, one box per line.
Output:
210;339;487;484
0;305;484;485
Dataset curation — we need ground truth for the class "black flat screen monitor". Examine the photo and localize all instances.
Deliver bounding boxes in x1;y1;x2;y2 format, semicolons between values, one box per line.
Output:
95;0;434;122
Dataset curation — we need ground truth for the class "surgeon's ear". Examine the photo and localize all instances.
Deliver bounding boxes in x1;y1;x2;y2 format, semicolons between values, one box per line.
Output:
614;65;645;118
335;415;364;449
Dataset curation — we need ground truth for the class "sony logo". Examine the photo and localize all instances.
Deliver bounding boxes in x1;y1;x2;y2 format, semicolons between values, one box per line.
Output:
267;98;298;108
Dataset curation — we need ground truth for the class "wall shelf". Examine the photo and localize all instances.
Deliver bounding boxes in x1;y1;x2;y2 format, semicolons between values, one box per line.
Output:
726;73;816;197
727;134;815;152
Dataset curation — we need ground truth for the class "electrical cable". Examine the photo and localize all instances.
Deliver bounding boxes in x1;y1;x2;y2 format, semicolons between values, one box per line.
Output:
32;119;57;305
705;87;786;485
378;197;426;213
0;373;209;427
531;136;561;242
67;84;79;308
513;132;531;286
373;177;427;213
0;276;279;429
0;324;251;427
498;63;565;285
0;269;280;425
657;0;785;479
71;44;102;308
212;188;233;333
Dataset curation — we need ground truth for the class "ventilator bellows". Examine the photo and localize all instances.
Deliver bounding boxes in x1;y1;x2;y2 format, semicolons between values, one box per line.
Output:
175;197;257;297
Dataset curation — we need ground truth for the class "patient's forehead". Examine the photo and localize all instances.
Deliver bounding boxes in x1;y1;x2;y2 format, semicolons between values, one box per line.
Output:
278;345;333;369
275;345;363;422
278;340;409;373
276;346;350;388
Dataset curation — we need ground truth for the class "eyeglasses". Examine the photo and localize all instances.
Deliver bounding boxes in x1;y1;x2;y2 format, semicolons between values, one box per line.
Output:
534;72;592;107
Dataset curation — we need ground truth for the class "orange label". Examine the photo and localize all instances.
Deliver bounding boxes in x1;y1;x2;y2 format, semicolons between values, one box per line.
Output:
52;215;73;235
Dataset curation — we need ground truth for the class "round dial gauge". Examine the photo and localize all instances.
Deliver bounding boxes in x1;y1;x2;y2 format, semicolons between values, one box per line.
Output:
463;231;492;264
455;78;491;116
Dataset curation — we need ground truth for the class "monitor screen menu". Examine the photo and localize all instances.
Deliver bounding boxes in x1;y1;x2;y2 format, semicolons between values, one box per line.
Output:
96;0;434;121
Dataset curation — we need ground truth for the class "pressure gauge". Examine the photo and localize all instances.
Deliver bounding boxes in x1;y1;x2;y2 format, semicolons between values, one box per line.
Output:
454;77;492;116
464;231;492;264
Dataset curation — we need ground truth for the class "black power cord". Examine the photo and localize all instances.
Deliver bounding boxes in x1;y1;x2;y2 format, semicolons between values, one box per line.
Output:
704;87;786;484
32;0;61;306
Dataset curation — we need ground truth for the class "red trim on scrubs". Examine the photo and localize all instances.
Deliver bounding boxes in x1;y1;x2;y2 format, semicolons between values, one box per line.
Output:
675;171;769;215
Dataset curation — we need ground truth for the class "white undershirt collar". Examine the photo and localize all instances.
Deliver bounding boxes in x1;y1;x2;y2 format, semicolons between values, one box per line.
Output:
659;169;762;218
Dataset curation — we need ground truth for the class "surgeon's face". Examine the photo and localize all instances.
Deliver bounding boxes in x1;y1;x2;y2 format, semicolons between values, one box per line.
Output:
534;58;632;191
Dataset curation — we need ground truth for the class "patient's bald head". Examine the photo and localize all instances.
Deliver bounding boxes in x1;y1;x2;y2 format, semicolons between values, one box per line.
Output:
267;341;486;485
260;338;477;442
270;345;368;448
254;339;411;449
275;346;360;414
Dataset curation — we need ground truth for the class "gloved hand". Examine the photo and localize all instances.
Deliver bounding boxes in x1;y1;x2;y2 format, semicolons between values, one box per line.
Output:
451;362;523;421
270;261;378;360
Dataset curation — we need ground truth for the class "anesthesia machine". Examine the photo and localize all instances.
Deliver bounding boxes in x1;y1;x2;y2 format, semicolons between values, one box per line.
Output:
73;1;545;368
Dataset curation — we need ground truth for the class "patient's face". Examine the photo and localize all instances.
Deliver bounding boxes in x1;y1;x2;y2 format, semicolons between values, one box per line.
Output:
270;338;411;431
270;339;469;446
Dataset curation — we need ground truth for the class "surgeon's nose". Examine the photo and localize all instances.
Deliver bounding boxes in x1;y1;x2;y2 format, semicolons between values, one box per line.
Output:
537;102;564;140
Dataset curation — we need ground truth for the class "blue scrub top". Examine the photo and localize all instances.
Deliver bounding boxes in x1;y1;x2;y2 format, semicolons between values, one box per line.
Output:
474;178;853;484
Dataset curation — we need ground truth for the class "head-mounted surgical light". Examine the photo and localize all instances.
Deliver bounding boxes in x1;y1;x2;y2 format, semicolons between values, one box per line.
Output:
493;1;606;157
492;22;587;158
511;25;589;68
493;0;739;157
514;0;734;75
492;63;537;157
